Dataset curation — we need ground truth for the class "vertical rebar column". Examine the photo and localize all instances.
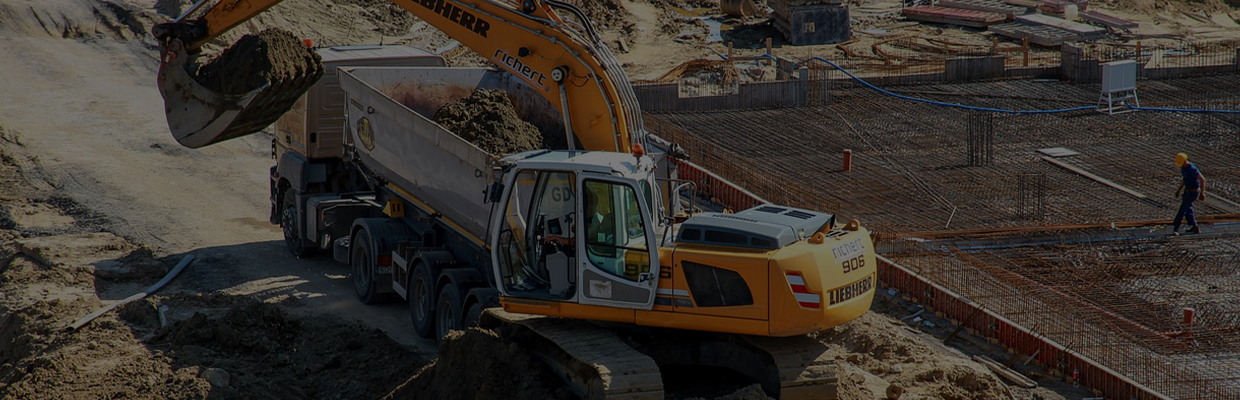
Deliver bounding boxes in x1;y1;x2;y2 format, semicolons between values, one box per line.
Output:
807;65;831;107
1198;113;1216;138
968;111;994;167
1016;172;1046;220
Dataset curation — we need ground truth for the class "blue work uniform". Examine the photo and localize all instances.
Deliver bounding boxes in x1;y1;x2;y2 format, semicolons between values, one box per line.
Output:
1173;162;1202;231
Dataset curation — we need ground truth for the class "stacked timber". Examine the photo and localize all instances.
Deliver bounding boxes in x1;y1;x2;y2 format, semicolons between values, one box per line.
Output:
988;22;1079;46
1017;14;1106;40
989;13;1107;46
901;6;1007;28
1003;0;1042;8
936;0;1030;20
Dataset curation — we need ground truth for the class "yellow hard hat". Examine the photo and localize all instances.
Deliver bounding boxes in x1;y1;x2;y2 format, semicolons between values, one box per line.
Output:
1176;153;1188;168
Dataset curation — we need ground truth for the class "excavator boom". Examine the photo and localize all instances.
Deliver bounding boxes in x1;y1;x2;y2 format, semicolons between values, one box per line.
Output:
153;0;644;152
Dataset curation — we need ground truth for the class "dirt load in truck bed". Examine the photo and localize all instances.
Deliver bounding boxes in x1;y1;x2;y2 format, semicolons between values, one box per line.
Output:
433;89;548;155
193;28;323;95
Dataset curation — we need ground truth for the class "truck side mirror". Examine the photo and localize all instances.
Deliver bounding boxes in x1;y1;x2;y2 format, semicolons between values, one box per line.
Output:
485;182;504;203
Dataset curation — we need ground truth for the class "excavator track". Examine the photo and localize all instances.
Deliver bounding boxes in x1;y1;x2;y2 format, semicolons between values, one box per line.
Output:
483;310;840;400
742;335;840;400
484;310;665;400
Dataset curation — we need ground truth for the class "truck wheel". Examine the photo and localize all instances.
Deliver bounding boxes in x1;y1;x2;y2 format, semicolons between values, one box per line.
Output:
281;191;312;258
408;262;435;338
351;229;392;304
435;284;463;343
463;302;483;329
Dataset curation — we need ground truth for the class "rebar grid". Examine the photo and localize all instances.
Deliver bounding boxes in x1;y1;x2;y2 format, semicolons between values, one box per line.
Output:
974;239;1240;354
647;74;1240;233
647;73;1240;399
893;240;1240;399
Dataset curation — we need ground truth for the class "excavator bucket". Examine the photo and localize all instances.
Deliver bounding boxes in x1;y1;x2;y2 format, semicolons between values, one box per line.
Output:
157;29;323;148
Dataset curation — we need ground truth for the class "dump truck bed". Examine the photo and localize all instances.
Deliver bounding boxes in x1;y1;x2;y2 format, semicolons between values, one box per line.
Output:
336;67;564;241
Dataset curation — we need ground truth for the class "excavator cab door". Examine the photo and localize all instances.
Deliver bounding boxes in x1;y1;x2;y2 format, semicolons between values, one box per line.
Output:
574;176;659;310
491;169;579;301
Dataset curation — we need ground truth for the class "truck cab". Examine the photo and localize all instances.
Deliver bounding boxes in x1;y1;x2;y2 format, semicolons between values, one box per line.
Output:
269;46;445;254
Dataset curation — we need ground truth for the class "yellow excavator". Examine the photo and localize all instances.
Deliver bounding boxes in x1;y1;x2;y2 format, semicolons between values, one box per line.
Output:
153;1;877;398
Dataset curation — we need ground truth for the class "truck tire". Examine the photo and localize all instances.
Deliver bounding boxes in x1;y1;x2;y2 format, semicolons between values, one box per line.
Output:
409;262;436;338
463;302;483;329
281;190;314;258
436;283;463;342
351;229;393;304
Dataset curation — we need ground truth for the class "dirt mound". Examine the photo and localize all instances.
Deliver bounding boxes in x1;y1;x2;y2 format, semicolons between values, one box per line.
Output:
687;384;771;400
383;328;571;400
433;89;546;155
148;297;420;398
336;0;418;36
0;234;206;400
154;301;299;354
0;228;420;400
195;28;323;94
558;0;633;28
814;312;1009;400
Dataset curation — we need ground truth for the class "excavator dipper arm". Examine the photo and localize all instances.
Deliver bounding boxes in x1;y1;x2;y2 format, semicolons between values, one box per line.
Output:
153;0;644;152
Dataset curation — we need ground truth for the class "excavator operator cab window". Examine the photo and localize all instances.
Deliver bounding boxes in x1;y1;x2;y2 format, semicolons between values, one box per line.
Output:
497;169;577;300
497;170;535;291
583;180;651;281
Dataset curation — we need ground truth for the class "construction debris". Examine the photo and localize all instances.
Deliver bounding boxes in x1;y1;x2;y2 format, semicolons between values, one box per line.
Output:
972;355;1038;388
1016;14;1107;41
989;22;1081;46
937;0;1029;20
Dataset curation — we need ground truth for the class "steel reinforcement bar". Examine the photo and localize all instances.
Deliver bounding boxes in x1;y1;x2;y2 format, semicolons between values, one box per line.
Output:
875;255;1179;400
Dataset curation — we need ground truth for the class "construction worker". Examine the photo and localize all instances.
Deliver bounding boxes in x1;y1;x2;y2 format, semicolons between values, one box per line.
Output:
1172;153;1206;234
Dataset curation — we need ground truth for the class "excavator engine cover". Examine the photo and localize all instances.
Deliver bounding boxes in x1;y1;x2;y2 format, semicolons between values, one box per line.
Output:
157;29;324;148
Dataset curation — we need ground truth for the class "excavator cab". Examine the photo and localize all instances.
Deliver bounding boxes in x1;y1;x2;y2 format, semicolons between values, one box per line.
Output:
491;151;661;309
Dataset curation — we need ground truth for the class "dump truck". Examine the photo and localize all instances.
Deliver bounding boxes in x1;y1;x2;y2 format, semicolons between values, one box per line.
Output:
152;1;879;398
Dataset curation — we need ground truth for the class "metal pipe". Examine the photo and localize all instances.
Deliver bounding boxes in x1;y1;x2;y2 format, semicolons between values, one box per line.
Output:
558;82;576;150
67;254;196;331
